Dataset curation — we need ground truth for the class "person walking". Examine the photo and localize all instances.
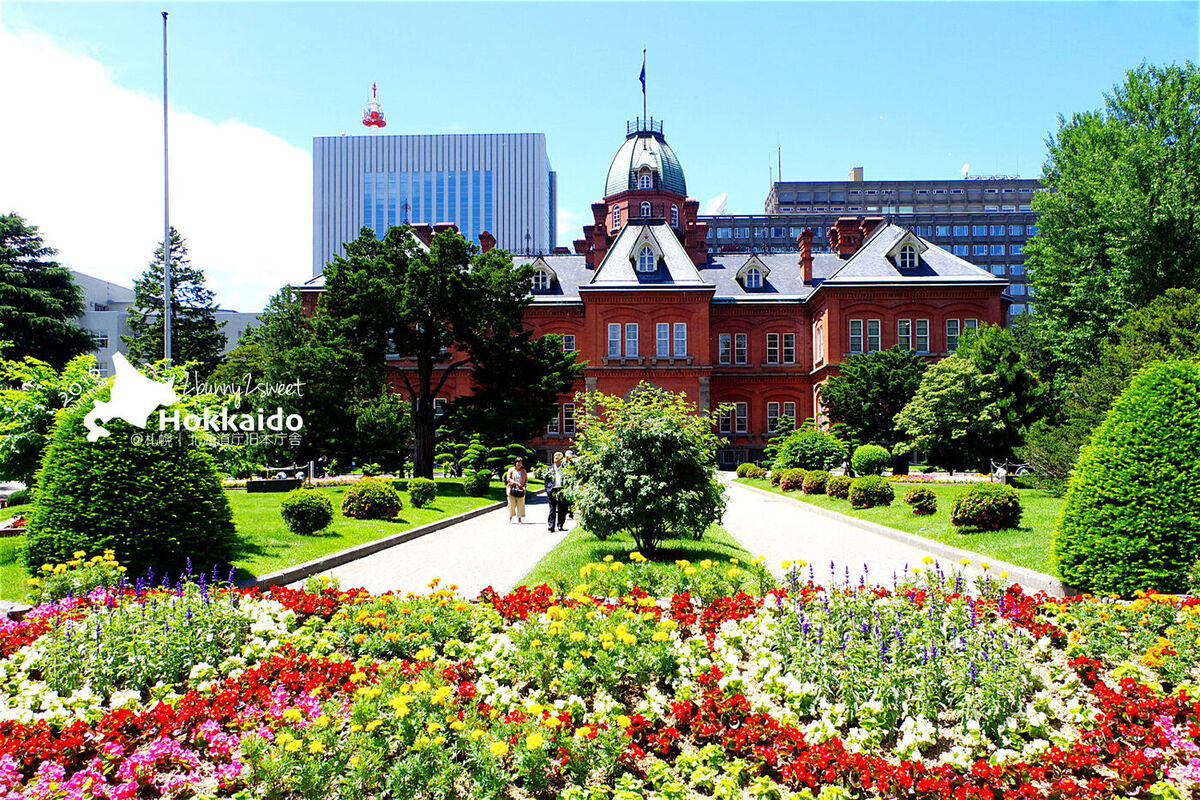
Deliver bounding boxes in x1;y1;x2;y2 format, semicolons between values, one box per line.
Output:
545;451;568;532
505;457;528;524
563;450;576;520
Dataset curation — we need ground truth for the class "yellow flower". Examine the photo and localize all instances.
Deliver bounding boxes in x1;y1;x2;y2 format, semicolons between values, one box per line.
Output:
25;579;39;587
959;558;972;566
525;733;545;749
284;740;302;753
652;631;669;642
544;717;562;729
782;560;793;569
981;562;990;570
617;715;631;728
413;680;431;693
451;720;465;731
569;630;585;642
366;719;383;732
921;555;934;565
282;708;303;723
72;550;86;559
350;724;363;733
353;634;367;644
308;741;325;754
314;715;331;728
1000;572;1009;579
580;649;592;659
727;568;741;578
563;659;575;670
684;567;697;576
349;755;360;767
470;729;486;740
350;672;368;684
41;564;53;572
426;722;441;734
603;555;614;562
488;741;509;757
276;732;295;745
574;726;592;738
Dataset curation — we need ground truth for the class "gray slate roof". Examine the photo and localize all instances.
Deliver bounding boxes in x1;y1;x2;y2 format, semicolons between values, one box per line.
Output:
821;225;1004;284
586;223;707;288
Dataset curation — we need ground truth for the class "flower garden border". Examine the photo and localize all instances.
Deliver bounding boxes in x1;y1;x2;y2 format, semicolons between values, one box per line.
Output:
732;478;1078;597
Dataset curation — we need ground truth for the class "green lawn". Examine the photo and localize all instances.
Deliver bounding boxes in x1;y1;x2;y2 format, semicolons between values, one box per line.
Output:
520;523;764;594
739;478;1065;577
0;479;506;603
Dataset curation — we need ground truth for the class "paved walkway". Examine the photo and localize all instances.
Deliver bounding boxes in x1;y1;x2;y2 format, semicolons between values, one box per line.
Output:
297;492;571;597
718;475;1063;594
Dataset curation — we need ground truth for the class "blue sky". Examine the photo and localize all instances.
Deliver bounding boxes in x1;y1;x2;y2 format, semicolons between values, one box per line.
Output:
0;1;1196;310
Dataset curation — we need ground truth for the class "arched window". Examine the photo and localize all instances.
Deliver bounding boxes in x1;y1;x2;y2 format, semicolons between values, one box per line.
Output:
744;267;762;289
532;270;551;291
640;201;652;217
670;205;679;228
638;169;653;190
637;246;656;273
612;206;621;229
899;244;918;270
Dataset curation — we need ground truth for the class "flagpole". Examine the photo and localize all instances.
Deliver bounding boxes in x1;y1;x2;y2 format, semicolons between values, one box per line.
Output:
641;49;647;124
162;10;172;365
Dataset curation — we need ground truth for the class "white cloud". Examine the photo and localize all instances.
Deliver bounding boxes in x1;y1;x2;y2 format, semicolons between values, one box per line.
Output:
556;207;589;244
705;193;728;215
0;22;310;312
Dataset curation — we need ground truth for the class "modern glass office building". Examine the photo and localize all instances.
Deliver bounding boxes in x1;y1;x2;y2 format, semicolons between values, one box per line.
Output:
312;133;556;275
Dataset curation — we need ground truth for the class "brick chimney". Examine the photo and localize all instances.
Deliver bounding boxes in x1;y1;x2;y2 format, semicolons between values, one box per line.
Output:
832;217;864;258
859;216;885;241
797;228;814;283
411;224;434;246
478;230;496;253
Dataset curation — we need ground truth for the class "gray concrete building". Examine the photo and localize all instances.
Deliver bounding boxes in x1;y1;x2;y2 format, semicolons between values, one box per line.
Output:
701;171;1043;317
312;133;557;275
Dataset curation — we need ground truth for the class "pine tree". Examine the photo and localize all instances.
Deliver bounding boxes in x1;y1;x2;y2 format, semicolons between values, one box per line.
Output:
124;228;226;377
0;212;91;367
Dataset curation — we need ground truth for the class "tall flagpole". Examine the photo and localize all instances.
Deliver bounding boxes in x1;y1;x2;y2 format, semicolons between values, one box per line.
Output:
641;49;647;123
162;10;173;365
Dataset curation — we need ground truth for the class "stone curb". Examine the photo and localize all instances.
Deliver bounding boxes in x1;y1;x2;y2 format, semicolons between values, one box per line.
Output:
241;499;507;590
732;480;1077;598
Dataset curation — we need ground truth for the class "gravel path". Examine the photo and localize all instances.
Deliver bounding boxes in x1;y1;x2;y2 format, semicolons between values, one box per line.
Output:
298;492;570;597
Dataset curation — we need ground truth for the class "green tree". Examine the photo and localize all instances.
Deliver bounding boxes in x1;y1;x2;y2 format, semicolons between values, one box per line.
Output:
819;347;926;450
315;226;577;478
354;393;411;472
1020;62;1200;383
0;353;100;485
770;423;848;471
894;356;1003;472
125;227;226;377
956;324;1047;459
568;385;727;555
0;213;91;367
762;415;794;467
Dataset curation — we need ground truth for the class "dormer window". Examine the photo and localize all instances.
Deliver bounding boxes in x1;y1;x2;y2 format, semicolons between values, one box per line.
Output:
638;168;653;189
670;205;679;228
744;267;763;290
640;201;652;217
899;244;918;270
612;206;620;229
532;270;551;291
637;246;656;273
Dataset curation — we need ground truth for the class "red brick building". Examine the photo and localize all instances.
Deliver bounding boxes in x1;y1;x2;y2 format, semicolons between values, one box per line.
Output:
302;120;1009;465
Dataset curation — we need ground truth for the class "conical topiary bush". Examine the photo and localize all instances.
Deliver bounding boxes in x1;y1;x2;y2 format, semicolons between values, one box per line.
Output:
1054;360;1200;595
25;385;237;580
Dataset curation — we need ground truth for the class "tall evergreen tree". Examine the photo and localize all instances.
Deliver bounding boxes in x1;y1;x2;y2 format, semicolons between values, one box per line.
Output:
124;227;226;377
819;347;926;450
0;213;91;367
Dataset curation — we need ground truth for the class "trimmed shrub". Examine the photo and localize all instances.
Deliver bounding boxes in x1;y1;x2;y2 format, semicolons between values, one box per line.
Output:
771;427;849;471
746;465;767;480
280;489;333;535
827;475;852;499
1055;361;1200;595
341;479;403;520
4;489;30;507
779;468;808;492
463;470;491;497
851;444;891;476
25;392;235;579
951;483;1022;531
768;469;784;486
408;477;437;509
849;475;895;509
904;486;937;515
735;462;757;478
802;470;830;495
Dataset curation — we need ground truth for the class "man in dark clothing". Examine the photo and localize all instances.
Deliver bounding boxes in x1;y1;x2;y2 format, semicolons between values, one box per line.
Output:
545;451;568;532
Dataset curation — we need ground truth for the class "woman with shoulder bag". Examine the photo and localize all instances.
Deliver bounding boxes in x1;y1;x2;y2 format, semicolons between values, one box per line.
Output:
505;457;528;524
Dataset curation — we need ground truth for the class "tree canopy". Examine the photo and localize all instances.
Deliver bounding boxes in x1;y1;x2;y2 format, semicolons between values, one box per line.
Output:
0;353;100;485
819;346;926;450
0;213;91;368
125;227;226;378
1020;62;1200;383
894;356;1003;473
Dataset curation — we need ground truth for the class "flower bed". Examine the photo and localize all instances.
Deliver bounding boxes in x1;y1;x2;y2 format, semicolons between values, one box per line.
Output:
1;561;1198;798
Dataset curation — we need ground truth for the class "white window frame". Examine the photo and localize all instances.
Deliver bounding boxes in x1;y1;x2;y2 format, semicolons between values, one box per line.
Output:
673;323;687;357
562;334;576;353
783;402;796;427
734;333;748;364
547;407;560;435
563;403;576;435
637;246;656;273
767;402;780;433
867;319;881;352
718;408;732;434
964;319;979;335
915;319;930;353
670;205;679;227
735;402;748;434
611;206;620;229
813;323;824;362
745;267;762;289
782;333;795;364
638;170;652;190
624;323;639;357
946;319;961;352
897;319;912;351
607;323;621;357
656;322;670;357
640;201;652;217
532;270;550;291
718;333;732;365
849;319;863;354
898;245;917;270
766;332;780;364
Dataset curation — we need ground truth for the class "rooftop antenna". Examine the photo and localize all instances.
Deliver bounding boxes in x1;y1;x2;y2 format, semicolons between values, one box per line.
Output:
777;137;782;184
161;10;172;365
362;83;387;129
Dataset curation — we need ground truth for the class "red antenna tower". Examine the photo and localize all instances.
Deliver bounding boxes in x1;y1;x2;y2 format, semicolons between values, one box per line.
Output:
362;83;387;129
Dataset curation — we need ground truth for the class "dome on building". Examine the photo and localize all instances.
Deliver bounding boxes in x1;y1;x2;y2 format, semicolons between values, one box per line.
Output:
604;120;687;198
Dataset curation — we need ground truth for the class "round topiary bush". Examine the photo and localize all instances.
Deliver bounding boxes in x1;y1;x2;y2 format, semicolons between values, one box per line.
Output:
1055;361;1200;595
747;465;768;480
827;475;852;499
802;470;830;494
950;483;1021;531
779;468;808;492
341;479;403;520
408;477;437;509
735;462;756;478
463;470;491;497
280;489;333;535
851;444;891;477
849;475;895;509
25;392;236;579
772;428;848;471
4;489;30;507
904;486;937;515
